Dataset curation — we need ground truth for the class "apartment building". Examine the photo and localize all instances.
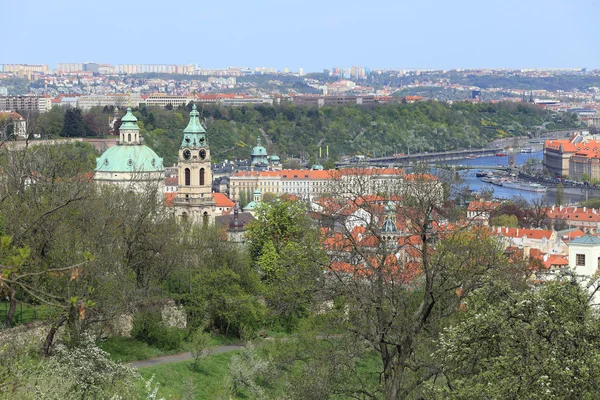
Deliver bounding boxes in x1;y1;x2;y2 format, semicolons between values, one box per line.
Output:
0;96;51;113
77;94;144;110
144;95;192;108
3;64;48;74
293;95;375;107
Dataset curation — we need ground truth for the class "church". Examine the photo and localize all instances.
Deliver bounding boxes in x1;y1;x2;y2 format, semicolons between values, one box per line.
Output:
94;107;165;192
95;104;231;224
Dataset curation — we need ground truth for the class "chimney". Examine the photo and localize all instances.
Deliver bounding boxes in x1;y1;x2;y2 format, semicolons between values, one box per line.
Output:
552;205;555;211
560;205;563;211
584;207;587;212
517;228;520;237
574;206;578;212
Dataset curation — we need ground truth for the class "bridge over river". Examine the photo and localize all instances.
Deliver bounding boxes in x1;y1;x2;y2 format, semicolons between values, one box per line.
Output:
335;148;509;169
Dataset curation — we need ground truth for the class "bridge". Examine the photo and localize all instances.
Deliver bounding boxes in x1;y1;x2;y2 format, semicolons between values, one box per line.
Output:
336;148;506;167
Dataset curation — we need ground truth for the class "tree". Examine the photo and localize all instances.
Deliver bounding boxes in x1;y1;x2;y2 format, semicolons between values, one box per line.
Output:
556;183;565;206
246;199;327;329
582;173;591;183
315;168;526;398
170;225;264;336
61;108;87;137
433;279;600;399
490;213;519;227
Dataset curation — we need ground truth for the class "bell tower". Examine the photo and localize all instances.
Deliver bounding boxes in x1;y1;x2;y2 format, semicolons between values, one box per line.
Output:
174;104;215;223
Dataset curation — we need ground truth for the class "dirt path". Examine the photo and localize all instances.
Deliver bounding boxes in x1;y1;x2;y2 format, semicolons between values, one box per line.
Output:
129;344;244;368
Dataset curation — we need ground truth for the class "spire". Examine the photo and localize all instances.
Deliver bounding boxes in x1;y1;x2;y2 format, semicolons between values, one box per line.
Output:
183;104;206;134
181;103;207;148
257;136;261;146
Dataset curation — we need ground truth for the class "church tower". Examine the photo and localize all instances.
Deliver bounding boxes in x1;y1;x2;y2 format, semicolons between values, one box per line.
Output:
174;104;215;223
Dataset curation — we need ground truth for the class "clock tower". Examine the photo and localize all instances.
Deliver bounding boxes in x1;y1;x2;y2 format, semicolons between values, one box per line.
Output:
174;104;216;223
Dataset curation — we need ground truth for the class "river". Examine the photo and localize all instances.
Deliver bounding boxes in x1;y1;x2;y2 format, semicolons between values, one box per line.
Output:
447;151;589;204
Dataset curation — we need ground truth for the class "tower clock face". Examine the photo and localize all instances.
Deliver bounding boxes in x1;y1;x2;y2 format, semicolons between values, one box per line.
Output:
199;149;207;160
183;149;191;160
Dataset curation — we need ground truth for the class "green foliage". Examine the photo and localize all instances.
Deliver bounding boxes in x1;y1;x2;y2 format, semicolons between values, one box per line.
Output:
246;199;327;330
97;337;165;363
0;335;142;400
61;108;87;137
137;351;238;400
171;225;265;337
579;198;600;209
128;101;576;164
433;280;600;399
556;183;565;206
131;311;186;351
490;213;519;227
190;329;212;370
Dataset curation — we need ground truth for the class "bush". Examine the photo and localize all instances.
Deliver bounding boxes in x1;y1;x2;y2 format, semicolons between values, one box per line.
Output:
131;311;186;351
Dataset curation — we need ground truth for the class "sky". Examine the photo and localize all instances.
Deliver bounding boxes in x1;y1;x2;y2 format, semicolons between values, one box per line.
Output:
2;0;598;72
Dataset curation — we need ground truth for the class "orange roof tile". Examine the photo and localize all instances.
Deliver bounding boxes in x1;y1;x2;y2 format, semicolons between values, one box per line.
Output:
212;192;235;208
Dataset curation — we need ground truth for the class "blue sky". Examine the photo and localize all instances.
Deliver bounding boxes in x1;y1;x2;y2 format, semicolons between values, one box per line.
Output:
3;0;598;71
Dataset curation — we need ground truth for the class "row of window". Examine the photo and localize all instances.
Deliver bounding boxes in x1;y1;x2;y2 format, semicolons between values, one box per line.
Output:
184;168;205;186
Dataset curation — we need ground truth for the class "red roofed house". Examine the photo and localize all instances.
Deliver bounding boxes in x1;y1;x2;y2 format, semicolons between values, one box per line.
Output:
492;226;559;256
213;192;235;215
467;201;500;225
0;111;26;139
545;205;600;232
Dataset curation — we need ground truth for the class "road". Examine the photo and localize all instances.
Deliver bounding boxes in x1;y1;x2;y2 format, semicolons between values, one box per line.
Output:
129;343;244;368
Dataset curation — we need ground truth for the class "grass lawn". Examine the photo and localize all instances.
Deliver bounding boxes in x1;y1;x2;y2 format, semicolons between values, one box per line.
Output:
98;337;168;363
138;351;241;399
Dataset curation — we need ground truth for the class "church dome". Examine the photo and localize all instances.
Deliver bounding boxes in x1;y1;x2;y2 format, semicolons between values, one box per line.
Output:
251;137;267;156
96;144;164;173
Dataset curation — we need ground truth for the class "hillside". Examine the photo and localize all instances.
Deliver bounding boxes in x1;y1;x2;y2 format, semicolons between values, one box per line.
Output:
137;101;579;165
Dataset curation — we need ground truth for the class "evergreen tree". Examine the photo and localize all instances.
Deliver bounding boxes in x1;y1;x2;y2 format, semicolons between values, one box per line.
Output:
61;108;87;138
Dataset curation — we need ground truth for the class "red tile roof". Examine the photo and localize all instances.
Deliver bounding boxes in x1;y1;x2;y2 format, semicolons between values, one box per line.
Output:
212;192;235;208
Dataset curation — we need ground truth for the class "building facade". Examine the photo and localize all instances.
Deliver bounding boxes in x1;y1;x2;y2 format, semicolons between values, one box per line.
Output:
0;96;51;113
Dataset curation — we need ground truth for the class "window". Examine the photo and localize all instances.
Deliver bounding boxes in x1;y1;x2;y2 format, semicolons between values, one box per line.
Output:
185;168;190;186
128;133;131;142
577;254;586;266
200;168;205;186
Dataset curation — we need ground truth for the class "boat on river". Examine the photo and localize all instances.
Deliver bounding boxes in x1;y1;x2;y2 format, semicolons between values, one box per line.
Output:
495;153;507;157
520;148;534;153
502;181;547;192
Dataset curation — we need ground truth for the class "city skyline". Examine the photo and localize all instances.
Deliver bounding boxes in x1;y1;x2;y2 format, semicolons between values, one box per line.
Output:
4;0;598;71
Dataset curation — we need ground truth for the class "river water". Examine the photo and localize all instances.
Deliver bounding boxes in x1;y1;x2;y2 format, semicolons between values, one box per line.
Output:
446;151;589;204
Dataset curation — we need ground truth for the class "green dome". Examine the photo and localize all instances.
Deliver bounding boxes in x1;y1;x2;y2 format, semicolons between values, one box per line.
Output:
251;137;267;156
96;144;164;173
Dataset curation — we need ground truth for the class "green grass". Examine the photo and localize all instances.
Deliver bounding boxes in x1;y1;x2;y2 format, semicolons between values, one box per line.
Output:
98;337;169;363
138;351;241;400
98;334;242;363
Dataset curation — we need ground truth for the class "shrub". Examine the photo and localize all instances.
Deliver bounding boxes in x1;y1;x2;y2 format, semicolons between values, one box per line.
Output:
131;311;185;351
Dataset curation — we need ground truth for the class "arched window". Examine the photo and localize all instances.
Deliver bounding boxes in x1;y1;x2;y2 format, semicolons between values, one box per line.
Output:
185;168;191;186
128;133;131;142
200;168;205;186
181;212;188;222
203;211;209;226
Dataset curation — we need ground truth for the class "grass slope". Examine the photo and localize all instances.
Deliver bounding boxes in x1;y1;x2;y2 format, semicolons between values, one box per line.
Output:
138;351;240;400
